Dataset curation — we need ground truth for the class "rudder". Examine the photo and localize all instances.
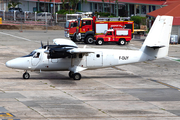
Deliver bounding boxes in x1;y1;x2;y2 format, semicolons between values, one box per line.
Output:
140;16;173;59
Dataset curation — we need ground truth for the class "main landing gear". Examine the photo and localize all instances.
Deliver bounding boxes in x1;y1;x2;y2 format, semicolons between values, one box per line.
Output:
69;71;81;80
22;71;81;80
23;72;30;79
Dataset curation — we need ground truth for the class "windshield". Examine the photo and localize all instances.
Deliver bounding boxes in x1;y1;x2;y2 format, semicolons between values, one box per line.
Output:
77;18;81;27
65;21;70;28
37;13;42;16
104;30;107;35
22;51;36;57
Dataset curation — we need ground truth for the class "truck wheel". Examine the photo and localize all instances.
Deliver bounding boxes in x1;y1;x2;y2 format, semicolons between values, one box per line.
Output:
73;34;77;42
118;39;126;45
96;39;104;45
85;35;94;44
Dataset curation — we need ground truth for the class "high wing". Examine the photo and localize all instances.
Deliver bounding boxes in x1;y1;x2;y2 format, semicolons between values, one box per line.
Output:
67;48;94;54
53;38;77;47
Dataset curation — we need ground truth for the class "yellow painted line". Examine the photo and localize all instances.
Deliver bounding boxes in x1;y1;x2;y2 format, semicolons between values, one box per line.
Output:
149;79;180;90
0;113;14;117
112;66;126;71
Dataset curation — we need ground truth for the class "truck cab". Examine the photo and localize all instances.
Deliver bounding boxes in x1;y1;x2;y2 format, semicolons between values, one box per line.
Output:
76;18;94;44
94;29;132;45
64;19;78;41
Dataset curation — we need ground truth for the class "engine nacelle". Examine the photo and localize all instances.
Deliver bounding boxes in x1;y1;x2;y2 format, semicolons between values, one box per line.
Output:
47;47;72;59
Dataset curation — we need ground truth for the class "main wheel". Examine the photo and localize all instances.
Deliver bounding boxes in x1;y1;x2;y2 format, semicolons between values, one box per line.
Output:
118;39;126;45
69;71;74;78
23;72;30;79
73;73;81;80
96;39;104;45
85;35;94;44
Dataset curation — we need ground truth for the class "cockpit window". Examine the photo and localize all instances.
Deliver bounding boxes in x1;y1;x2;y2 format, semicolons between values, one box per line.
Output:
22;51;36;57
33;52;40;58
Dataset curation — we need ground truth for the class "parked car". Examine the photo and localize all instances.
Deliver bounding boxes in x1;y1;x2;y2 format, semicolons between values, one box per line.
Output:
36;12;53;20
9;8;23;13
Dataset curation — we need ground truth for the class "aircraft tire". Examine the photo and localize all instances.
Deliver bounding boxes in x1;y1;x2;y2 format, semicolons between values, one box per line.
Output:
69;71;74;78
23;72;30;79
73;73;81;80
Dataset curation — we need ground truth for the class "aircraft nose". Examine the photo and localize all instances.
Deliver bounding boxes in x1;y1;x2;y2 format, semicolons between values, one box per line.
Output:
6;61;11;68
6;59;17;68
6;58;31;69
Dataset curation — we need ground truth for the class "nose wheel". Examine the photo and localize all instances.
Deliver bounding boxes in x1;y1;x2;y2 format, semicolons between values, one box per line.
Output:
23;72;30;79
68;71;81;80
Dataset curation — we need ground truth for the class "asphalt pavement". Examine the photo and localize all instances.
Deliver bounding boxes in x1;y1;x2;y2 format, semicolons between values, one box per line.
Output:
0;30;180;120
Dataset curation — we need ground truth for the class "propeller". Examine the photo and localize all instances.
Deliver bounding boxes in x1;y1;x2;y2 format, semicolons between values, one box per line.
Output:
41;41;44;48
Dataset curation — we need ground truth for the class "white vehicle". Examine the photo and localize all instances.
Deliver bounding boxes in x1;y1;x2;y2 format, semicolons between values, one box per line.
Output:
6;16;173;80
36;12;53;20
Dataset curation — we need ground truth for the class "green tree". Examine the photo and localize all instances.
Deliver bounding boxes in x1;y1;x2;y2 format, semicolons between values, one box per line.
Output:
8;0;21;8
61;0;87;13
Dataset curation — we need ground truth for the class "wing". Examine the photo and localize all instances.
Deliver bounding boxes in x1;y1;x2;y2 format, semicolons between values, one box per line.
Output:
67;48;95;54
53;38;78;48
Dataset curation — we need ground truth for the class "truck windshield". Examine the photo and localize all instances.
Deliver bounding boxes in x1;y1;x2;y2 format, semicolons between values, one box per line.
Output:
104;30;107;35
65;21;70;28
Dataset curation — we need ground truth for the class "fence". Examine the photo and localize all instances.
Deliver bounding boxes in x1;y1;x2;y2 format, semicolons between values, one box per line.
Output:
0;11;66;27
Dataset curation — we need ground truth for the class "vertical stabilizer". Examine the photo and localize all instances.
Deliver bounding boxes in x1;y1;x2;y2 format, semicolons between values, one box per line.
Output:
140;16;173;59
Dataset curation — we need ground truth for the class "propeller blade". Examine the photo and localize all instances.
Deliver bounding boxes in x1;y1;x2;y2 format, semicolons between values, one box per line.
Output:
47;41;49;46
41;41;44;48
46;41;49;50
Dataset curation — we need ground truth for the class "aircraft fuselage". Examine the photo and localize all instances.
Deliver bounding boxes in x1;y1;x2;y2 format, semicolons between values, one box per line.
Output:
6;48;154;72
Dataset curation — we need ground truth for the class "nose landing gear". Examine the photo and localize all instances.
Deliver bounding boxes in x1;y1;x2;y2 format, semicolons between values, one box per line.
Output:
23;72;30;79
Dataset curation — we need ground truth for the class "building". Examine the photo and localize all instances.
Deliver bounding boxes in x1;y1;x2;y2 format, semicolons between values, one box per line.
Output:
0;0;177;17
147;1;180;41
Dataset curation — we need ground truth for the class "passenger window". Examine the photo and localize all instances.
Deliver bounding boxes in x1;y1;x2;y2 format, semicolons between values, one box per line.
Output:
71;23;73;28
79;53;83;58
96;54;100;58
86;20;91;25
107;32;112;35
74;22;77;27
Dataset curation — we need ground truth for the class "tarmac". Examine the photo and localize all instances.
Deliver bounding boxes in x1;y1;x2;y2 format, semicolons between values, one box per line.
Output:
0;29;180;120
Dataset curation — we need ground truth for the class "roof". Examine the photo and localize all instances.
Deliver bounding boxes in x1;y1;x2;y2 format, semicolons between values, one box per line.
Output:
82;18;93;20
147;1;180;25
28;0;178;5
29;0;62;3
90;0;178;5
147;1;180;17
117;0;166;5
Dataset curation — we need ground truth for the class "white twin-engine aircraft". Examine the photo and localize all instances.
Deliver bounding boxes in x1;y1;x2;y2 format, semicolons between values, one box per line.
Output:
6;16;173;80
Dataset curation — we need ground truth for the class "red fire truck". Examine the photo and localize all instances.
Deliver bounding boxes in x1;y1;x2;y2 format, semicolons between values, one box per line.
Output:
65;19;78;41
76;17;134;44
64;12;93;42
94;29;132;45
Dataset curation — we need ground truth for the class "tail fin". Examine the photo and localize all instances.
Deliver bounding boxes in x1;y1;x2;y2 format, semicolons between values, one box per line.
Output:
140;16;173;59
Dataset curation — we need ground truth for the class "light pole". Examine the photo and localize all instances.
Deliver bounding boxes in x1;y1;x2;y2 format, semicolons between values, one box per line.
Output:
54;0;55;14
